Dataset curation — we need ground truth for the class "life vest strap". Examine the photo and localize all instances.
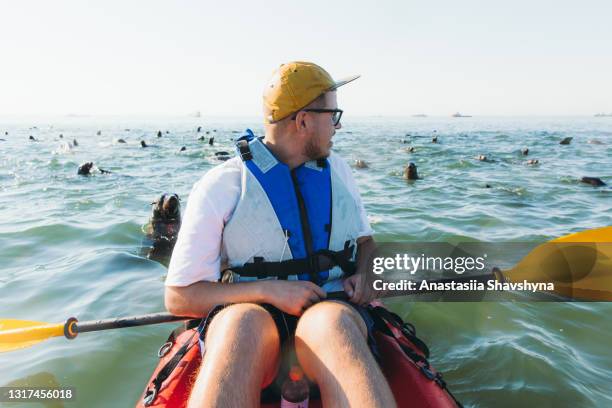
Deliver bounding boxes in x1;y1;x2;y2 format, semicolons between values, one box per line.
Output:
226;244;356;280
237;140;253;161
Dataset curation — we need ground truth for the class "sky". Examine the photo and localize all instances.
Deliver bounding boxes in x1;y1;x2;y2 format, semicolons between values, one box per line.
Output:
0;0;611;117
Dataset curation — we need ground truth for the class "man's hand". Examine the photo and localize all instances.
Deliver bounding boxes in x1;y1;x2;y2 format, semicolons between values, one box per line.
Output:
342;273;378;306
343;235;379;306
260;280;327;316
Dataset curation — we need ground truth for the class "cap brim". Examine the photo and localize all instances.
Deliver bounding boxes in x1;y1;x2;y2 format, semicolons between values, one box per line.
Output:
328;74;360;91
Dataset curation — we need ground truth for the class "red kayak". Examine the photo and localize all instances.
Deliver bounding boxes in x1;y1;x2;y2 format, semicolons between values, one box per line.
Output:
136;304;460;408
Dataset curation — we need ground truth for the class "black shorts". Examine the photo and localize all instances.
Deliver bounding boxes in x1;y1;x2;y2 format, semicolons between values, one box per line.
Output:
262;300;376;348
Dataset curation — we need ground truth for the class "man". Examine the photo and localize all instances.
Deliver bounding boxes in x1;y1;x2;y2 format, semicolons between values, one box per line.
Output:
165;61;395;408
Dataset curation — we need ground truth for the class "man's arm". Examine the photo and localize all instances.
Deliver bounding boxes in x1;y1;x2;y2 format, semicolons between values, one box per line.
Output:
165;279;327;318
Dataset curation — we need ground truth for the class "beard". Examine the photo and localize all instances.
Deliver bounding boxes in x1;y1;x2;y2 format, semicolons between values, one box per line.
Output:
304;136;330;160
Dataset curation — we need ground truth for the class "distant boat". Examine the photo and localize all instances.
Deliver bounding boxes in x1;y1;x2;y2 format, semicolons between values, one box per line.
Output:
412;114;428;118
452;112;472;118
594;113;612;117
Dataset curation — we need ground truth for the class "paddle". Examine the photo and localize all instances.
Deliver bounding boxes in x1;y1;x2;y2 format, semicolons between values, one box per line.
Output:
0;313;187;353
498;225;612;300
395;226;612;301
1;226;609;353
0;292;351;353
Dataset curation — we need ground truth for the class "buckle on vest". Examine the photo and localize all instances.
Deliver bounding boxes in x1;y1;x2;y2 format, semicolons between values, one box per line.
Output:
237;140;253;161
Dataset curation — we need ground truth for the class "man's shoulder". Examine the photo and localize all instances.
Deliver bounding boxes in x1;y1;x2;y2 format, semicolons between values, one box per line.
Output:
194;157;241;187
327;152;353;177
190;157;242;200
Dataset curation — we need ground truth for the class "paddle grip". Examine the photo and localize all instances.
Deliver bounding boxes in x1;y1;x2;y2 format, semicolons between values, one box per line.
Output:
64;317;78;339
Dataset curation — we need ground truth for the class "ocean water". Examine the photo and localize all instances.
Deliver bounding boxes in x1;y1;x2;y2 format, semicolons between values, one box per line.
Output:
0;116;611;407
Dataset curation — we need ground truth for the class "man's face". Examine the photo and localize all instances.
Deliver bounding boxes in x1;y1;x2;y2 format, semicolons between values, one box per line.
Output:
304;92;342;160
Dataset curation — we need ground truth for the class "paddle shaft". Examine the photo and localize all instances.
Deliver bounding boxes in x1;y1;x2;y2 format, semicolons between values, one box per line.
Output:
74;313;188;334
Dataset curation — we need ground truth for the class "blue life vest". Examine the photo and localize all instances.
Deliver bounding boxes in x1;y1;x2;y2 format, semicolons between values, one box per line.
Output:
221;131;362;285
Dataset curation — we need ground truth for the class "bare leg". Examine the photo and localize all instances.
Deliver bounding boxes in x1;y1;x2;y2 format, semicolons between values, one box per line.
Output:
188;303;280;408
295;301;396;408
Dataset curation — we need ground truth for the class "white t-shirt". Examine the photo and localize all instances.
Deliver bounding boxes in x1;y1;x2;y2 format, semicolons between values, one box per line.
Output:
165;152;373;287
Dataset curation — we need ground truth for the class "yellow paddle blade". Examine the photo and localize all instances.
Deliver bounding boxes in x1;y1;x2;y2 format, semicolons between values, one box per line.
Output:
552;226;612;243
0;319;65;353
505;226;612;300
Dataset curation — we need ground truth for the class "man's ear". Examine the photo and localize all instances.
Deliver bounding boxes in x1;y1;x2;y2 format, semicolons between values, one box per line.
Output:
295;111;308;130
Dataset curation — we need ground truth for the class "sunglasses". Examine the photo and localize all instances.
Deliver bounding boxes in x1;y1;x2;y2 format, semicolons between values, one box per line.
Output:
292;108;343;126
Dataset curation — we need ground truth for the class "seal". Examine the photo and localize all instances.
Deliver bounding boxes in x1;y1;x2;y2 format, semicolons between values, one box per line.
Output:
198;136;206;141
581;177;606;187
141;140;148;148
560;137;573;145
157;131;162;138
73;139;79;147
179;146;186;152
29;135;37;141
143;193;182;260
476;155;492;162
403;162;420;180
405;146;415;153
77;162;94;175
209;137;214;146
354;159;369;169
526;159;540;165
215;151;231;161
114;138;127;144
77;162;112;176
432;136;438;143
97;130;101;136
197;126;202;132
521;148;529;155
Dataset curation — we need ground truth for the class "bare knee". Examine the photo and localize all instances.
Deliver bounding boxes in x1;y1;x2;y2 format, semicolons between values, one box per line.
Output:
189;304;280;405
204;304;280;387
295;301;367;346
206;303;279;349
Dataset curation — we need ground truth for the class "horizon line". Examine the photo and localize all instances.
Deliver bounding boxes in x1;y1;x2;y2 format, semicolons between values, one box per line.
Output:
1;113;611;119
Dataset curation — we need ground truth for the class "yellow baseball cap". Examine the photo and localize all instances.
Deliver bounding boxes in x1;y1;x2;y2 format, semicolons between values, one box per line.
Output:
263;61;360;123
